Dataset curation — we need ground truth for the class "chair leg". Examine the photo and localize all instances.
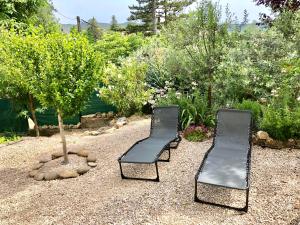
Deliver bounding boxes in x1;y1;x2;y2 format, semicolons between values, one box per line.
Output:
170;136;182;149
158;147;170;162
119;161;160;182
194;181;249;212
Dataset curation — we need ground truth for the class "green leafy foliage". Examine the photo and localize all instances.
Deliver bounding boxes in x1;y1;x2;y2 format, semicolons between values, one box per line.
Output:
94;32;146;65
156;91;215;130
260;88;300;141
0;134;20;144
28;31;103;118
235;100;262;128
0;0;58;31
86;17;103;42
99;58;153;116
164;1;230;107
183;125;209;142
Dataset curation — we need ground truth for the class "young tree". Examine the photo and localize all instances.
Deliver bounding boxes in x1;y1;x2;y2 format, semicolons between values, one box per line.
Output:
110;15;119;31
86;17;103;42
165;1;230;108
28;31;102;164
0;28;42;136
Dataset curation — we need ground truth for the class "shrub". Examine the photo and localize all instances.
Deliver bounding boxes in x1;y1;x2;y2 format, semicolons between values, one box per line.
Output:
156;90;215;130
261;107;300;141
235;100;263;128
260;88;300;141
183;125;210;142
99;58;153;116
94;32;146;65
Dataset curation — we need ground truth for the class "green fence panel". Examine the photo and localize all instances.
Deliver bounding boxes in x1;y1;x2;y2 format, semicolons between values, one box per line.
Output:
0;99;28;133
36;93;116;126
0;93;115;131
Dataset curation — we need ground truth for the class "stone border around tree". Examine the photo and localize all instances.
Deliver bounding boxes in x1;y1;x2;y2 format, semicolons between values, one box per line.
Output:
29;149;97;181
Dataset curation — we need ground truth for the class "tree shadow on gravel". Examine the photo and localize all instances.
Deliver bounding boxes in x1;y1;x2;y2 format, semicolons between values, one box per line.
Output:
0;168;32;198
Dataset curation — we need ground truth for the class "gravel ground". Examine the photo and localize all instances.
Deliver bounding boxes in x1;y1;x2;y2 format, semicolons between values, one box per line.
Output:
0;119;299;225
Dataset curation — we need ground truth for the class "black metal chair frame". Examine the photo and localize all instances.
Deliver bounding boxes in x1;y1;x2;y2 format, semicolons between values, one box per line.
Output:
194;109;253;212
118;106;182;182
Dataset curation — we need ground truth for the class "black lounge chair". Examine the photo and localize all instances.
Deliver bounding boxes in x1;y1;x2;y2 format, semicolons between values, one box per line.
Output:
194;109;252;212
118;106;181;182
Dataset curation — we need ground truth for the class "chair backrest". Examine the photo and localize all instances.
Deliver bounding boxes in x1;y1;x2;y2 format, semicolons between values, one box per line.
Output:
150;106;179;139
214;109;252;146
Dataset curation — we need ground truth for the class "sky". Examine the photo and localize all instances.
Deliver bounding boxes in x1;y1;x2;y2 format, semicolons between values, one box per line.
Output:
52;0;271;24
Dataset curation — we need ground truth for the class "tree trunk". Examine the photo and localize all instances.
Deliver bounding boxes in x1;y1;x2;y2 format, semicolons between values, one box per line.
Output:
28;94;40;137
152;0;158;34
57;111;69;164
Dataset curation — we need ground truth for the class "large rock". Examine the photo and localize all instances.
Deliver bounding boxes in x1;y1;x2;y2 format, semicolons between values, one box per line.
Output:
34;173;45;181
77;149;89;157
44;171;59;181
115;117;127;129
77;166;90;175
87;153;97;162
266;137;284;149
257;131;269;140
58;169;79;179
52;151;64;160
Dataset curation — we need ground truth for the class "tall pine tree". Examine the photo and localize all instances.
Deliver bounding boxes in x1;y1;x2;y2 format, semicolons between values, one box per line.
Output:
128;0;157;34
110;15;120;31
159;0;195;25
86;17;103;42
127;0;194;34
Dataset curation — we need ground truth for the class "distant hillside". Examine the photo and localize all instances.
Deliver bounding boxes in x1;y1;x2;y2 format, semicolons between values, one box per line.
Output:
61;22;129;33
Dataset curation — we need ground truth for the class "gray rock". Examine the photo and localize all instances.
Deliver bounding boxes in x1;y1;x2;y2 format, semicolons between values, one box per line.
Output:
87;153;97;162
58;169;79;179
52;151;64;159
44;171;59;181
77;166;90;175
88;162;97;167
77;149;89;157
115;117;127;129
34;173;44;181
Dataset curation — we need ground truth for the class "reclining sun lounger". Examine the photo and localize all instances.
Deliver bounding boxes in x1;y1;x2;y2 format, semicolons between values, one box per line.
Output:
194;109;252;212
118;106;181;182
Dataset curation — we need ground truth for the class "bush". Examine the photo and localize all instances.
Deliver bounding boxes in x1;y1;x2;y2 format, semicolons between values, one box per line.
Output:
94;32;146;65
235;100;262;128
261;107;300;141
99;58;153;116
183;125;209;142
156;90;215;130
260;89;300;141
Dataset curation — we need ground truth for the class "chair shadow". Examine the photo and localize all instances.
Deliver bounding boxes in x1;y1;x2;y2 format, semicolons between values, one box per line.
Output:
0;167;33;199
